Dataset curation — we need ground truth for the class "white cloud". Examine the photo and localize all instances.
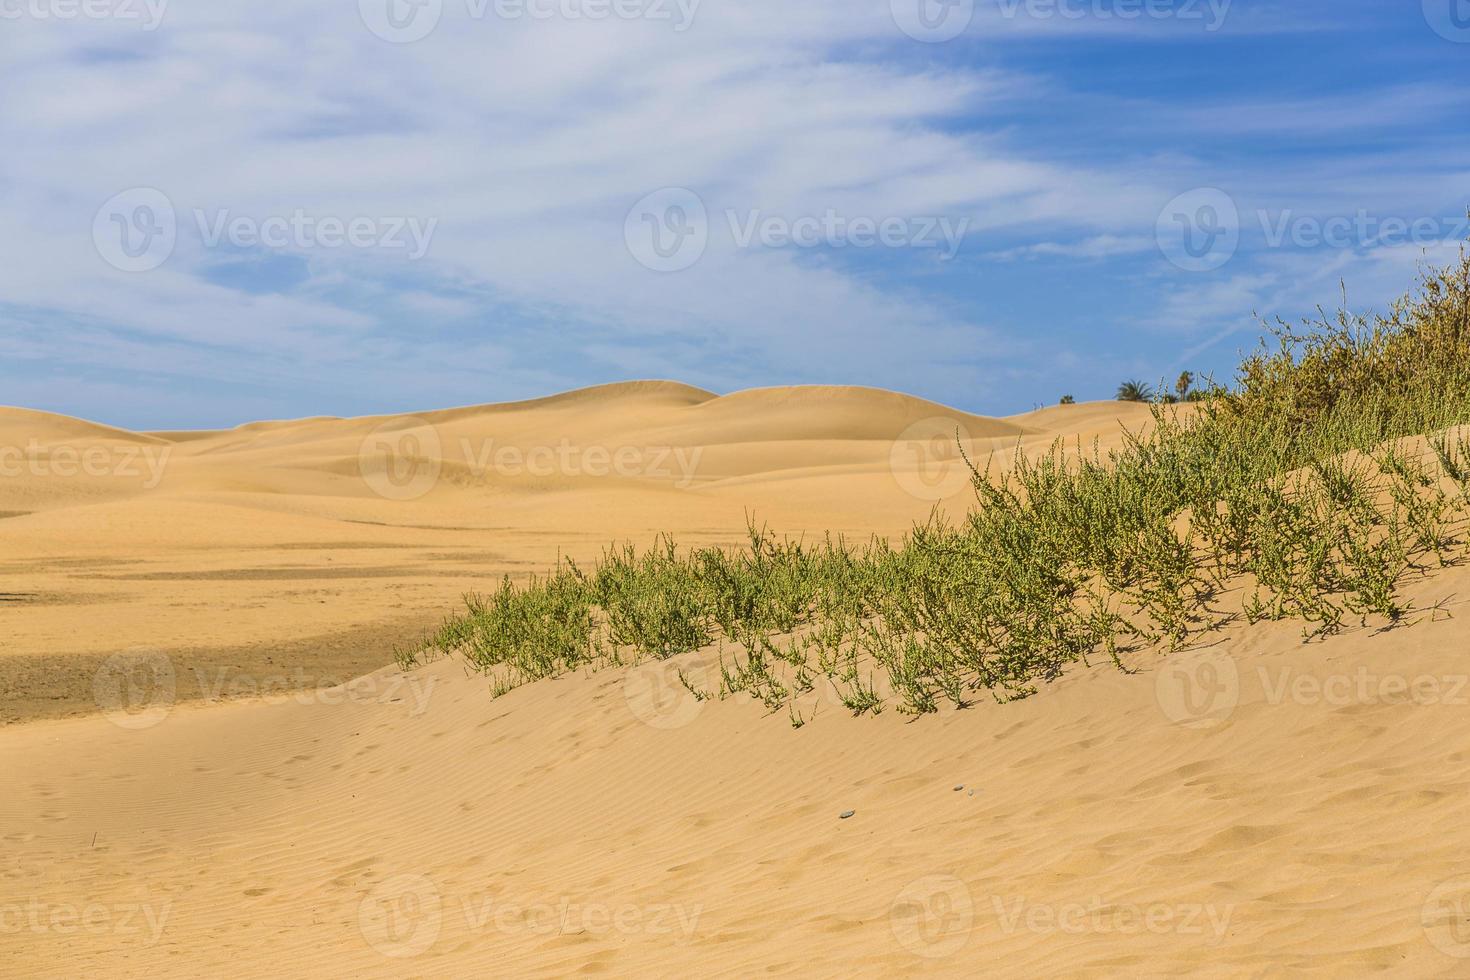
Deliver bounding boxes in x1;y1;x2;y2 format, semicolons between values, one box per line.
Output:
0;0;1175;424
1;1;1462;426
988;234;1156;261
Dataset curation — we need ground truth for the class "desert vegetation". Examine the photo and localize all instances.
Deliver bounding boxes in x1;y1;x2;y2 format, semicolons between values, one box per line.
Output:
1115;371;1207;404
402;254;1470;721
1116;379;1155;403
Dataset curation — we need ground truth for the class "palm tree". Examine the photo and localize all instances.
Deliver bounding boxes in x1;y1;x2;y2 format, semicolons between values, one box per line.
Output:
1116;380;1154;403
1175;371;1194;400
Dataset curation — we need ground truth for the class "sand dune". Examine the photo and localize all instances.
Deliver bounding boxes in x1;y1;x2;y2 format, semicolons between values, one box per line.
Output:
5;539;1470;975
0;383;1141;723
5;383;1463;974
0;406;172;448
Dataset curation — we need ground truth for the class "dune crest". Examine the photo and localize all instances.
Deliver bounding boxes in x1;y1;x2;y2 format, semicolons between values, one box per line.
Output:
2;383;1127;718
0;405;171;447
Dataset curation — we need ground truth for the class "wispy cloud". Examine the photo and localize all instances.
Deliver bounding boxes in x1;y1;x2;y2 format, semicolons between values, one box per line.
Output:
1;0;1467;426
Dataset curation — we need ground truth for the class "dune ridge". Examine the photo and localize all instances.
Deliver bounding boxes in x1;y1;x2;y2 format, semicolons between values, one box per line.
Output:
2;382;1124;720
0;405;172;447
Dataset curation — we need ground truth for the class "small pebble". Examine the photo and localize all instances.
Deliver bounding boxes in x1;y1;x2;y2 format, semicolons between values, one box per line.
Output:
839;810;855;820
968;790;975;797
953;785;963;792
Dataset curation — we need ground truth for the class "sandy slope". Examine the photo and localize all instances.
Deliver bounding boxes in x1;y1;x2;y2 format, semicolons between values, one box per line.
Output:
0;384;1147;722
5;550;1470;975
7;384;1469;975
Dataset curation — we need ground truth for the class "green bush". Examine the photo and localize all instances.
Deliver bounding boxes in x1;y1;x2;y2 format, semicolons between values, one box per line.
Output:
413;253;1470;717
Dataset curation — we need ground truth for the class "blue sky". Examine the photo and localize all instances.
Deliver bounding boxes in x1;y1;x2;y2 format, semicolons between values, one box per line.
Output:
2;0;1468;429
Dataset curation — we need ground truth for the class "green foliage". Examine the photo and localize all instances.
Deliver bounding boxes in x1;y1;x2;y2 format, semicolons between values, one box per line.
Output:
1117;380;1155;403
593;537;711;659
412;253;1470;719
429;564;601;695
